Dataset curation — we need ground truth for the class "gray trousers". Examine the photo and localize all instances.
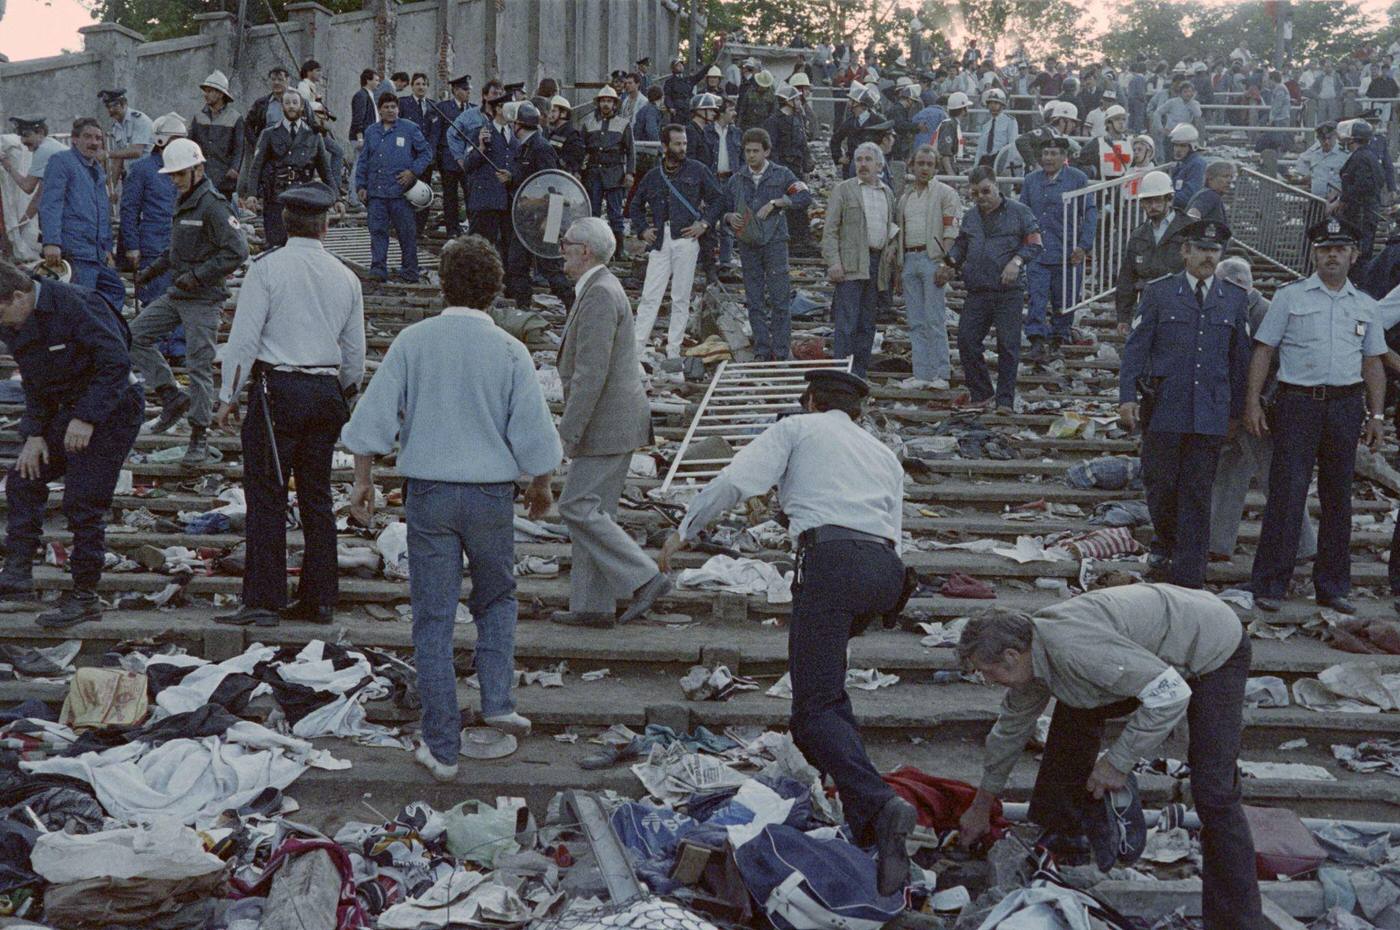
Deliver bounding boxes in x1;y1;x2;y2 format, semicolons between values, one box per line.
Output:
559;452;656;613
129;293;222;429
1209;430;1317;560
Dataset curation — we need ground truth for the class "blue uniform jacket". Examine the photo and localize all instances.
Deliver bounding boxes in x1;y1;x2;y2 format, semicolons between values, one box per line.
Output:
724;162;813;245
119;151;176;257
38;148;112;263
1118;272;1251;436
2;281;133;440
398;96;441;153
462;121;517;212
447;106;490;168
1170;151;1206;210
1019;165;1096;262
633;103;663;143
349;88;375;141
628;158;726;250
1370;136;1396;192
912;105;948;150
430;100;471;172
354;119;432;199
947;199;1043;293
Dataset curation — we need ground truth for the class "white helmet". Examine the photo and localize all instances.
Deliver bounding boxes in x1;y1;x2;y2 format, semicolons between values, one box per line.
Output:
152;112;187;146
31;258;71;283
1051;100;1078;122
983;87;1008;106
1104;104;1127;121
157;138;205;173
594;85;619;102
946;91;970;111
503;101;521;123
695;92;721;112
789;71;811;88
755;70;774;89
1337;118;1359;140
199;69;233;101
1134;170;1174;198
405;180;433;208
706;65;723;79
847;80;867;101
776;84;801;104
551;95;573;112
1168;123;1199;145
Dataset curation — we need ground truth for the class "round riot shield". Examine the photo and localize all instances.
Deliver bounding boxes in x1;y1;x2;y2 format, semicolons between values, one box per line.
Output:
511;169;590;258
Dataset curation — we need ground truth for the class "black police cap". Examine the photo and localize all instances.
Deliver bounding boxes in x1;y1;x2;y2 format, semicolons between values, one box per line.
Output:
277;182;337;213
1308;216;1363;246
449;73;472;87
804;369;870;398
98;88;127;103
503;81;525;93
1037;135;1071;152
636;57;651;66
1181;219;1231;248
8;115;46;132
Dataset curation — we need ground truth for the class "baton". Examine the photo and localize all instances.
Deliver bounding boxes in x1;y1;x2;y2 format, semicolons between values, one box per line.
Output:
257;374;284;489
428;100;506;173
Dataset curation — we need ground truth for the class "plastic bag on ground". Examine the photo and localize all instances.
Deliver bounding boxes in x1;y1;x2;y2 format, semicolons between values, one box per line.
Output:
443;797;531;867
31;818;225;882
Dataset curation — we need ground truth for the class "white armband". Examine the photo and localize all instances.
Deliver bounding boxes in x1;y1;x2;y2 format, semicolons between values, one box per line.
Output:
1136;667;1192;708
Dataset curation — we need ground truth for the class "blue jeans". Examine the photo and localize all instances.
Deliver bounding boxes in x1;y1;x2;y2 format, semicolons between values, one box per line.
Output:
1250;389;1364;600
586;175;625;237
832;252;882;378
739;239;792;361
405;478;519;765
718;221;734;264
368;195;420;281
901;252;950;380
957;290;1023;407
1025;259;1081;341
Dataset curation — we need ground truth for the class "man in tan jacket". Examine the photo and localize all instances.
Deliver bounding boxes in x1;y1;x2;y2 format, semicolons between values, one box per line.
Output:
821;141;897;378
894;145;961;389
553;217;672;628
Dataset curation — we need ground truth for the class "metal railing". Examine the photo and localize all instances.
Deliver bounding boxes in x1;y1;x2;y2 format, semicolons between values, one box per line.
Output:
1224;165;1328;278
1058;169;1145;313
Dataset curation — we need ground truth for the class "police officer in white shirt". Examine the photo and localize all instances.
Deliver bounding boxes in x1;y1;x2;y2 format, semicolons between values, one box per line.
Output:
213;183;366;627
658;369;918;898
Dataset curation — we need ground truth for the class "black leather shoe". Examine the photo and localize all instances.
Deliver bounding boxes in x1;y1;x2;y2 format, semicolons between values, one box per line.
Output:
618;572;673;625
35;590;102;629
280;601;334;624
1318;596;1356;615
1254;596;1282;613
150;389;191;434
0;573;35;598
214;606;281;627
549;611;615;628
873;795;916;897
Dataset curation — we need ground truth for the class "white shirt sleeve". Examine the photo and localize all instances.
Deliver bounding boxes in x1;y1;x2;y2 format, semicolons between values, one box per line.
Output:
677;419;797;540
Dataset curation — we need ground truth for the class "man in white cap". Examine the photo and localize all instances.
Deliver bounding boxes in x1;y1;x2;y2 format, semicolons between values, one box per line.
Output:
189;70;245;201
130;138;249;468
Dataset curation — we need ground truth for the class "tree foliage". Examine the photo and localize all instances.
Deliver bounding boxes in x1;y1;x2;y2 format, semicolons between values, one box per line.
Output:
83;0;361;42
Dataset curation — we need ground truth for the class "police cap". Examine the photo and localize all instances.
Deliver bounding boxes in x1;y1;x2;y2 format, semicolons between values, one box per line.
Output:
8;115;46;133
636;57;651;66
1181;219;1231;249
1037;135;1071;153
278;182;337;213
804;369;869;398
609;69;629;82
503;81;526;94
449;72;472;88
98;88;127;104
1308;216;1363;246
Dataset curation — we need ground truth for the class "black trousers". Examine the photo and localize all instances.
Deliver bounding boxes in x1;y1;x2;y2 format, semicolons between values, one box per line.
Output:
440;169;468;236
261;183;288;248
1028;635;1261;930
241;370;347;610
4;386;142;587
468;209;509;259
789;537;902;845
1141;430;1224;588
506;236;574;310
1250;389;1363;600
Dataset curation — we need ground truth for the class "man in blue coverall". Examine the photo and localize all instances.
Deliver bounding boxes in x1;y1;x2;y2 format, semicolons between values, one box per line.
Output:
121;114;187;359
0;260;143;629
37;118;126;311
355;92;431;283
1020;136;1096;361
1118;221;1251;588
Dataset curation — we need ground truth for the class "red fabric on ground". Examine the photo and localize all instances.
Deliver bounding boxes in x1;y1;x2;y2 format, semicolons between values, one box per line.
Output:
882;765;1011;840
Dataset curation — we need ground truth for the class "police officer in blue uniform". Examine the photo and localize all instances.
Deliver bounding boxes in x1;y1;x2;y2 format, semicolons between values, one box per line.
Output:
1337;119;1384;285
37;117;126;311
355;91;431;283
0;260;143;628
431;73;473;237
1020;136;1096;360
458;89;516;258
1119;221;1251;588
504;103;575;310
1246;218;1388;613
242;90;334;248
120;115;182;307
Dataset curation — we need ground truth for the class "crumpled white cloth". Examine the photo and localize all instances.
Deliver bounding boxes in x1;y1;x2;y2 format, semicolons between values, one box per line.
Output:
929;535;1073;563
378;870;532;929
1294;663;1400;713
974;880;1106;930
31;818;225;882
676;555;793;604
765;668;899;698
149;645;279;716
1239;760;1336;781
22;720;318;827
917;618;968;647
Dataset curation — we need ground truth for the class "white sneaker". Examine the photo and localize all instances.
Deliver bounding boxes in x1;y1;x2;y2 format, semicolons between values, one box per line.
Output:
483;712;533;737
929;378;950;390
414;739;459;782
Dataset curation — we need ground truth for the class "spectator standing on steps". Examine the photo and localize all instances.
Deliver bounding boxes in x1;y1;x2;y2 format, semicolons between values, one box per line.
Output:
343;234;561;782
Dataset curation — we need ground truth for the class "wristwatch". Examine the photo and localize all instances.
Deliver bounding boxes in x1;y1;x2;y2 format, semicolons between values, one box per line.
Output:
1370;414;1386;421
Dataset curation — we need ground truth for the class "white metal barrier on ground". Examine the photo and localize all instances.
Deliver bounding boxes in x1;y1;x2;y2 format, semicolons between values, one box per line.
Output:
659;358;853;492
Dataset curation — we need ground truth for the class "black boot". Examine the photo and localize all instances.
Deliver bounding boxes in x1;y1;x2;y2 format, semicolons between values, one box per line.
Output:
150;384;191;434
1026;336;1047;363
36;588;102;629
181;426;211;468
0;559;34;598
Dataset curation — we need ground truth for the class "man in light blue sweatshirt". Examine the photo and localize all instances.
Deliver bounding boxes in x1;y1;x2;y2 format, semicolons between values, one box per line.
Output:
342;234;562;782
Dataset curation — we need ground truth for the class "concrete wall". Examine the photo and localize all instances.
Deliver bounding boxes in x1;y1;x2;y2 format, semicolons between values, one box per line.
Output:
0;0;680;144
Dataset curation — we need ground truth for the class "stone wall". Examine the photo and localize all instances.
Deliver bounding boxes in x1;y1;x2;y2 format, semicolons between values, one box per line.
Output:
0;0;680;144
